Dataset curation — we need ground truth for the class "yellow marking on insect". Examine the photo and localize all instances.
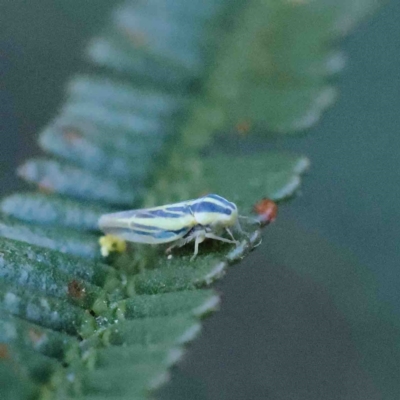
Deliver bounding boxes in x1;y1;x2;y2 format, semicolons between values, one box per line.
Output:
99;234;127;257
98;194;241;259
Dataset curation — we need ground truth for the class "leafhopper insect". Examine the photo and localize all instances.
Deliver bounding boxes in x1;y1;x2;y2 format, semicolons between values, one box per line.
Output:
98;194;241;259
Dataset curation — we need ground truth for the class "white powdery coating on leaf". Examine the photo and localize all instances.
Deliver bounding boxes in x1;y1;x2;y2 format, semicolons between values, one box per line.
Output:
3;321;17;339
4;292;19;312
291;87;337;131
178;322;201;344
50;311;61;323
148;371;170;390
192;294;220;317
325;51;346;74
18;269;30;285
26;303;42;321
202;261;226;285
40;298;50;310
293;156;311;174
274;176;301;200
166;347;184;365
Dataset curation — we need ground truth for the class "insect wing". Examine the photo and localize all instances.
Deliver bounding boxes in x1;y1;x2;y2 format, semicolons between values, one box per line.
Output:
100;224;191;244
99;204;194;244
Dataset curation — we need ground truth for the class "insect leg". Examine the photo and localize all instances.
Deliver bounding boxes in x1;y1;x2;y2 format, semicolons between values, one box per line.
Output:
191;237;200;261
165;235;193;253
165;242;178;254
238;215;260;227
166;228;206;259
225;227;238;243
190;230;206;261
204;232;238;244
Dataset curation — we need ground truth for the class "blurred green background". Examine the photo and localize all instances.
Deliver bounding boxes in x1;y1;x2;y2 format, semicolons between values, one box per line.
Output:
1;1;399;399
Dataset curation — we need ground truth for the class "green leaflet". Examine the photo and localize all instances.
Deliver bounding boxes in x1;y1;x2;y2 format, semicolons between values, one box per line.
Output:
0;193;111;231
203;0;380;133
0;216;100;260
0;360;40;400
18;159;140;206
0;237;123;291
204;152;310;208
0;0;379;399
0;280;97;337
121;290;219;319
66;75;187;117
0;314;82;362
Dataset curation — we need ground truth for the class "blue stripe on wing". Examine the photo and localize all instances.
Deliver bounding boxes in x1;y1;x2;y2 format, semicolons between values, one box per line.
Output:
132;226;189;239
190;201;232;215
164;206;189;213
204;194;237;210
102;225;191;244
135;209;188;218
130;223;162;231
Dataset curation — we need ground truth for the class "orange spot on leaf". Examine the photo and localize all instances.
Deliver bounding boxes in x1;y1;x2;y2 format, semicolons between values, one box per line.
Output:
28;328;45;344
121;27;148;48
38;178;54;193
62;128;83;144
253;198;278;225
68;280;86;299
0;344;9;359
236;121;252;135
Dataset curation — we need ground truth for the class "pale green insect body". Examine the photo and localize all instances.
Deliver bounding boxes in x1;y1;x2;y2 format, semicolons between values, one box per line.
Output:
98;194;240;258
